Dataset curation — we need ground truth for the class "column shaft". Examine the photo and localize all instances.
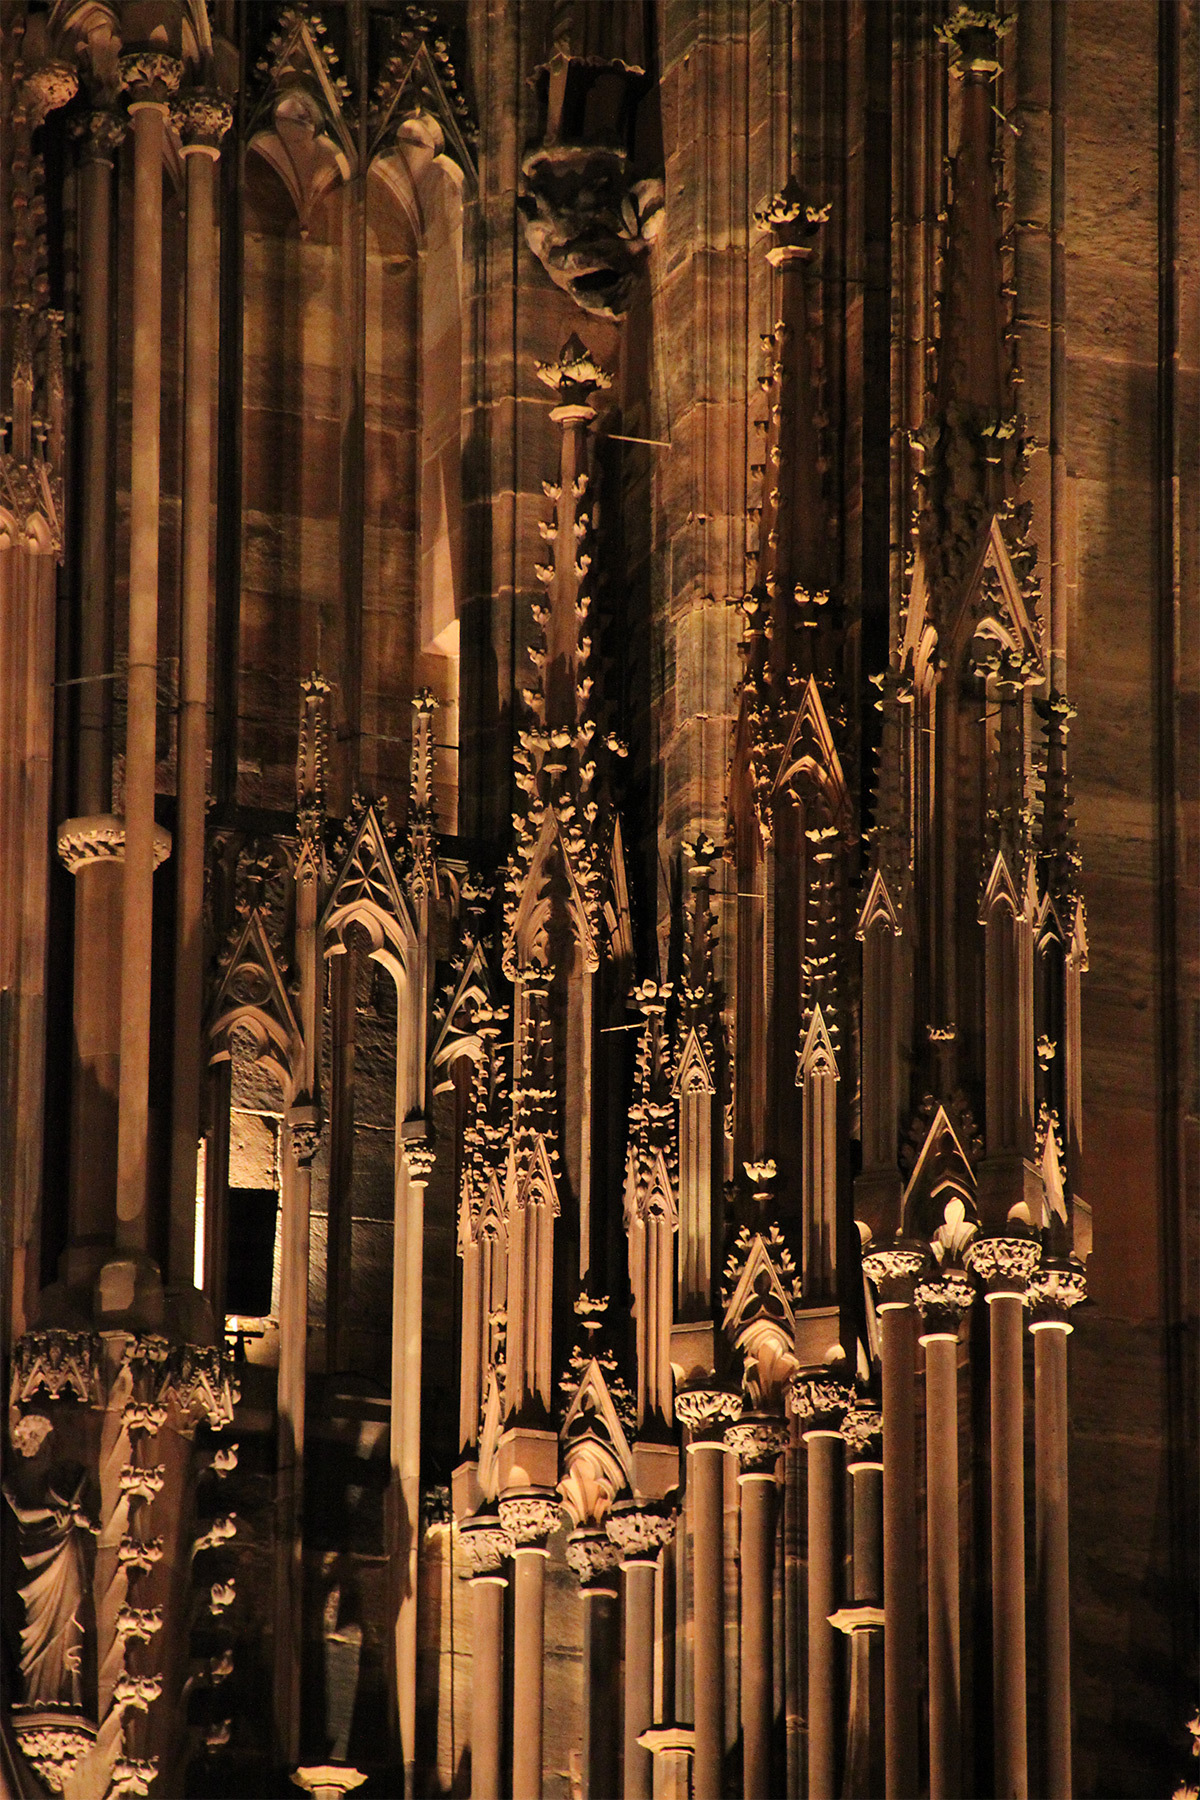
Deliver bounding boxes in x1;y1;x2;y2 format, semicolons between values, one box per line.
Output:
274;1144;310;1760
169;143;219;1283
116;99;167;1250
923;1334;961;1800
623;1559;656;1800
583;1586;619;1800
1034;1323;1072;1800
805;1431;842;1800
881;1304;918;1799
392;1160;428;1788
690;1442;726;1800
740;1474;776;1800
990;1292;1029;1799
512;1547;547;1800
76;138;115;814
470;1576;505;1800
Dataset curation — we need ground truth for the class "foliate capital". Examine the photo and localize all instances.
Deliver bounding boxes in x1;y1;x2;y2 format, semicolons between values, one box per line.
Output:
75;107;127;163
724;1412;789;1475
915;1267;975;1337
565;1527;621;1588
840;1404;883;1465
119;51;182;107
174;91;233;153
1025;1256;1087;1329
861;1241;927;1306
498;1490;560;1549
458;1518;512;1578
605;1504;676;1564
22;60;79;128
964;1231;1040;1295
675;1385;740;1440
788;1373;850;1429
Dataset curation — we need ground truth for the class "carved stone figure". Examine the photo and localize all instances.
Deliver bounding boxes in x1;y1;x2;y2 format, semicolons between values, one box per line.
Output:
4;1476;97;1708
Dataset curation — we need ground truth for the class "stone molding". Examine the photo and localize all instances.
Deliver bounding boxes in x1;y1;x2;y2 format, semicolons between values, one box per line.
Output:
965;1232;1041;1294
724;1413;789;1474
498;1490;560;1548
56;814;171;875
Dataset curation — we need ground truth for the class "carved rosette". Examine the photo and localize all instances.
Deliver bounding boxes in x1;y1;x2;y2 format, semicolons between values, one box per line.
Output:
674;1385;740;1442
565;1528;621;1590
56;815;171;876
788;1374;850;1429
10;1715;95;1793
915;1268;975;1337
173;91;233;153
605;1505;676;1565
861;1242;928;1306
840;1405;884;1466
1024;1257;1087;1329
118;52;182;107
964;1232;1041;1295
458;1519;512;1578
724;1413;789;1476
498;1491;561;1550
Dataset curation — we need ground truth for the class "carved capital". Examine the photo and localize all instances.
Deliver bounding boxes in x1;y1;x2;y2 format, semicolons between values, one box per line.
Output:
534;334;612;411
119;52;182;106
861;1241;927;1306
915;1268;975;1337
565;1527;621;1588
10;1330;102;1406
498;1490;560;1549
458;1519;512;1578
56;814;171;875
75;108;127;163
287;1105;322;1168
292;1769;368;1800
840;1405;884;1465
788;1373;850;1428
965;1232;1040;1295
724;1412;789;1475
173;91;233;152
22;61;78;129
11;1716;96;1794
1025;1257;1087;1329
403;1141;437;1184
605;1504;675;1564
675;1385;739;1440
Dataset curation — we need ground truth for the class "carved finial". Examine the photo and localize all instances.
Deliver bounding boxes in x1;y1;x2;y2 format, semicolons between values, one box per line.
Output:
535;334;613;408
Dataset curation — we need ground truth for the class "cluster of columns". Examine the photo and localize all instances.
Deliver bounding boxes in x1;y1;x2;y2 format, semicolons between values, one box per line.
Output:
457;1247;1083;1800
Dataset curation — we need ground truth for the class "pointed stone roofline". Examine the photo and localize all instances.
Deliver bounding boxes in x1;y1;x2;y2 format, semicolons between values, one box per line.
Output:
900;1100;981;1244
558;1290;636;1531
721;1225;802;1412
207;908;304;1100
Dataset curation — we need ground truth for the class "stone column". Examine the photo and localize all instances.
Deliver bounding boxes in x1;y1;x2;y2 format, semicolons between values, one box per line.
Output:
639;1726;696;1800
168;92;231;1286
394;1141;435;1791
608;1505;676;1800
862;1246;924;1800
1026;1258;1086;1800
676;1389;738;1800
499;1492;560;1800
62;115;127;1268
835;1406;886;1800
567;1530;621;1800
915;1271;973;1800
275;1111;318;1762
114;50;180;1252
460;1518;512;1800
725;1415;788;1800
966;1234;1041;1800
790;1374;850;1800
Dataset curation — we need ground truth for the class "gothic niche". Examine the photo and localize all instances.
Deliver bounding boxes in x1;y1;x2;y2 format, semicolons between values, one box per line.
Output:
519;17;663;321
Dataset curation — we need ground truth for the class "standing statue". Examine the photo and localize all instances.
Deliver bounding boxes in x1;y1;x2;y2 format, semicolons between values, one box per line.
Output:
4;1475;97;1707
